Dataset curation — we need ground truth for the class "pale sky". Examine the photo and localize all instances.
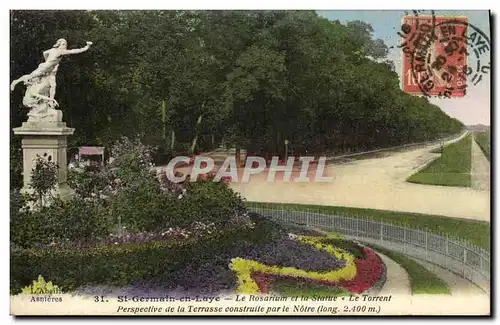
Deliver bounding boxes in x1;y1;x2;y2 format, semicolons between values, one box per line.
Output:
318;10;491;125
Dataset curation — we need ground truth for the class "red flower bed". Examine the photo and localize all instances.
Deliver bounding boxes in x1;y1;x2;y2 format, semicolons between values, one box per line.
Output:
250;247;383;295
251;272;272;295
337;247;383;294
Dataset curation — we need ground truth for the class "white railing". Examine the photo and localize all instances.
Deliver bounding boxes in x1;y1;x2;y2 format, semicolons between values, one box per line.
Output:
324;130;467;162
248;204;490;295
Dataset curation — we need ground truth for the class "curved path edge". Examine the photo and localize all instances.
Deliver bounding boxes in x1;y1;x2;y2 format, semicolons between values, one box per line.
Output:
375;252;411;296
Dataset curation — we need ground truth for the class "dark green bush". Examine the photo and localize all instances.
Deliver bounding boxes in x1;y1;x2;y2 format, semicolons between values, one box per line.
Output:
10;191;47;249
179;181;247;227
103;177;181;231
67;167;110;198
30;154;59;207
10;196;113;248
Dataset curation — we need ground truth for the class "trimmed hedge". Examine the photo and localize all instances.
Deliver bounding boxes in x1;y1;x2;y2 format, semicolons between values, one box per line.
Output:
10;226;253;295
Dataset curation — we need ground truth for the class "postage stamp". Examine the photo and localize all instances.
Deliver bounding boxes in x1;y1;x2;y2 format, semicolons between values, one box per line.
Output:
400;11;490;98
8;9;491;318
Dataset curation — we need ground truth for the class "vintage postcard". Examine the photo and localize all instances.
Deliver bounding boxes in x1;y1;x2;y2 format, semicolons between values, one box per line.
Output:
9;9;491;317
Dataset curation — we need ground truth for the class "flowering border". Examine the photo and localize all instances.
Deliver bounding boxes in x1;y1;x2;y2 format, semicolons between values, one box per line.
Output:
229;234;384;295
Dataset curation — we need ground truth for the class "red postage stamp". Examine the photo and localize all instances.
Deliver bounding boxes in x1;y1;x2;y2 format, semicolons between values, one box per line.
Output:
400;15;469;98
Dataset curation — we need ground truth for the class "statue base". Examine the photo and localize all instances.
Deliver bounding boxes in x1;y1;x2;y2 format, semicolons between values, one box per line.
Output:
13;121;75;202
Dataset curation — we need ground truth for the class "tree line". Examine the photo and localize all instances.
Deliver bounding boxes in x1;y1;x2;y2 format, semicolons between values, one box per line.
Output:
10;10;464;164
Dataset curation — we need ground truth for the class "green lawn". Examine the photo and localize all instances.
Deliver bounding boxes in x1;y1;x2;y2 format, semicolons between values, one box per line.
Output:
246;202;490;250
407;135;472;187
474;132;490;161
365;244;451;295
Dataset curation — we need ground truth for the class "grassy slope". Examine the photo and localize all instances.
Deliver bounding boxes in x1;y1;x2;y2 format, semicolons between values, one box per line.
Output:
366;244;450;295
246;202;490;250
474;132;490;161
407;135;472;187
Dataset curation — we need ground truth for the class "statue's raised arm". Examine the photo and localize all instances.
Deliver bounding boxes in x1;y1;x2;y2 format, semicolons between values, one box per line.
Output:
60;41;93;56
10;38;92;92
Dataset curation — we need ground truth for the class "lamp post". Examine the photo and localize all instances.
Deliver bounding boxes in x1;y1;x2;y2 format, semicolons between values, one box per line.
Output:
284;139;289;161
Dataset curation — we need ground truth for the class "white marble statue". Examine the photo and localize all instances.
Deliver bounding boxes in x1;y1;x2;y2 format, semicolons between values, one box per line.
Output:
11;39;92;122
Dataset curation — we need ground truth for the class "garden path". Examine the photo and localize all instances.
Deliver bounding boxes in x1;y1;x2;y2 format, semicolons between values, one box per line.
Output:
376;253;411;296
368;252;489;315
471;138;490;191
225;131;490;221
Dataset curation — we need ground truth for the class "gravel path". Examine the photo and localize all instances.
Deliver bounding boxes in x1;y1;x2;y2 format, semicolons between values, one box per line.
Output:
376;252;411;296
226;131;489;221
471;137;490;191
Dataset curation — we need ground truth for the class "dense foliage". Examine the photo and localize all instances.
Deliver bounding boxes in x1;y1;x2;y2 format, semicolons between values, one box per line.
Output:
10;136;248;249
10;10;464;168
30;154;59;207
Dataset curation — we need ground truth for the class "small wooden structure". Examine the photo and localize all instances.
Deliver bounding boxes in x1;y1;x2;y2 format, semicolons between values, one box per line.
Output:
78;146;106;165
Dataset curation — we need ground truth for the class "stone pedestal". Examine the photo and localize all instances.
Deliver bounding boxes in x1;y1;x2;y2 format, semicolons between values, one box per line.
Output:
13;120;75;201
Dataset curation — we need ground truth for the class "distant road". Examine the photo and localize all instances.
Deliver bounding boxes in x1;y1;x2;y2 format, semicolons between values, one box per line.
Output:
230;131;490;221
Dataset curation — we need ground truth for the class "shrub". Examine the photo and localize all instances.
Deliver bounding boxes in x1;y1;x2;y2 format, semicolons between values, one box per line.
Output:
67;166;110;199
177;180;248;228
10;196;113;248
101;176;181;232
10;189;29;215
30;154;59;207
107;136;155;186
10;202;47;249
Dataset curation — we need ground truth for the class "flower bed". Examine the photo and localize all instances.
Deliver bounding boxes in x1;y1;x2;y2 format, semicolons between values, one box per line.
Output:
337;247;383;293
229;235;384;295
230;238;347;272
10;223;256;294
